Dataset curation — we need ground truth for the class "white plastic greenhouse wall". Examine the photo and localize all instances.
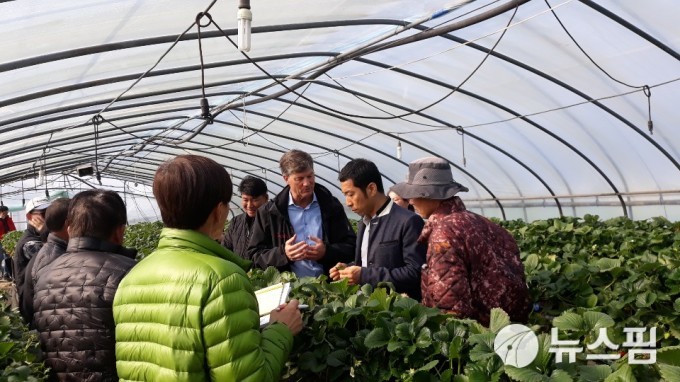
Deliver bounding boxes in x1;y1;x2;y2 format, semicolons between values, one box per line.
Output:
0;0;679;223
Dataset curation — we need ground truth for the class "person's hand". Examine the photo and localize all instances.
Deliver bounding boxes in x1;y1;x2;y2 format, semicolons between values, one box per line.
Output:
338;265;362;285
31;214;46;232
269;299;303;335
284;234;308;261
305;235;326;261
329;262;347;281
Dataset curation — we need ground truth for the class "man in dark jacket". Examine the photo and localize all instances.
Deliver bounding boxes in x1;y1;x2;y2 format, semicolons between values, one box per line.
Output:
330;159;426;300
14;196;50;315
33;190;136;382
246;149;356;277
222;176;268;258
21;198;70;324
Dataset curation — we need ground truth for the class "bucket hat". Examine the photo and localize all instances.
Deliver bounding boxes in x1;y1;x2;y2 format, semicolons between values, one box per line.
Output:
391;157;468;200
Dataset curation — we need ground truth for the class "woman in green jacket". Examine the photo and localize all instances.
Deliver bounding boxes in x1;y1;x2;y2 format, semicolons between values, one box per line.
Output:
113;155;303;381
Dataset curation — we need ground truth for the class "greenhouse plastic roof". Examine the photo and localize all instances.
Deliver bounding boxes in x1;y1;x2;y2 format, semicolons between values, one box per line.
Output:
1;0;679;222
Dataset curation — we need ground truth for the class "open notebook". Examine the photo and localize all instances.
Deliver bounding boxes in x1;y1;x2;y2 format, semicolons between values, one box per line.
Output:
255;282;290;327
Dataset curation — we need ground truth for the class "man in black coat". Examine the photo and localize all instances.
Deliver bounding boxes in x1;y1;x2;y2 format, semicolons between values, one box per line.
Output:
14;196;50;315
246;149;356;277
33;190;136;382
20;197;70;324
330;158;426;300
222;176;268;258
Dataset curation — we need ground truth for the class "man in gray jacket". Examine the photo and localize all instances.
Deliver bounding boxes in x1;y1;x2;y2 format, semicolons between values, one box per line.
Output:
331;158;426;300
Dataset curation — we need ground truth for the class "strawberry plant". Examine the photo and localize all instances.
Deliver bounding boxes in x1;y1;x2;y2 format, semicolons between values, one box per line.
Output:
123;221;163;260
251;213;680;381
0;292;48;381
0;231;23;257
500;216;680;349
249;269;680;382
275;276;483;381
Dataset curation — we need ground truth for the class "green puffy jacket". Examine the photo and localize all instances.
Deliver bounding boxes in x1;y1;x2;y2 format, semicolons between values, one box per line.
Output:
113;228;293;382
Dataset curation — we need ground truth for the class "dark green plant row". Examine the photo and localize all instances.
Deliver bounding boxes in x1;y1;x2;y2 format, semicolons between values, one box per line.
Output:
122;221;164;260
498;215;680;342
0;221;163;261
250;215;680;381
0;292;47;382
0;231;22;258
248;269;680;382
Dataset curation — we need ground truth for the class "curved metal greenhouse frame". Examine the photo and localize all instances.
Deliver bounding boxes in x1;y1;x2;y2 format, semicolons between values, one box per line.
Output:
0;0;678;222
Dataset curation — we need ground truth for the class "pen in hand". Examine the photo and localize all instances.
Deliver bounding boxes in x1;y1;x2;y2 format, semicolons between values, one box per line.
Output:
275;304;308;311
269;299;304;335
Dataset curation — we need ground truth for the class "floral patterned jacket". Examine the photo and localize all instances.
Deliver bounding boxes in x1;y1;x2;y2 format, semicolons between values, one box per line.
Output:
419;197;530;326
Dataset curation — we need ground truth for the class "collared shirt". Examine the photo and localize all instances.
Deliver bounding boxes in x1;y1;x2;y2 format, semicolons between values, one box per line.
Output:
287;192;324;277
360;198;393;266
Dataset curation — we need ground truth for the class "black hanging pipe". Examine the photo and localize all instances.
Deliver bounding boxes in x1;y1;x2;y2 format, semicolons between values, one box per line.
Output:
93;115;103;185
579;0;680;61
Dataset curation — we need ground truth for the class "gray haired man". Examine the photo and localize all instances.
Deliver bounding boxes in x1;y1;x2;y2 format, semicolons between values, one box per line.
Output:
246;149;356;277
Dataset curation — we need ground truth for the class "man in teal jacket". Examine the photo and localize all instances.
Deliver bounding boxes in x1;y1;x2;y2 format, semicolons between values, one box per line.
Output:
113;155;302;381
